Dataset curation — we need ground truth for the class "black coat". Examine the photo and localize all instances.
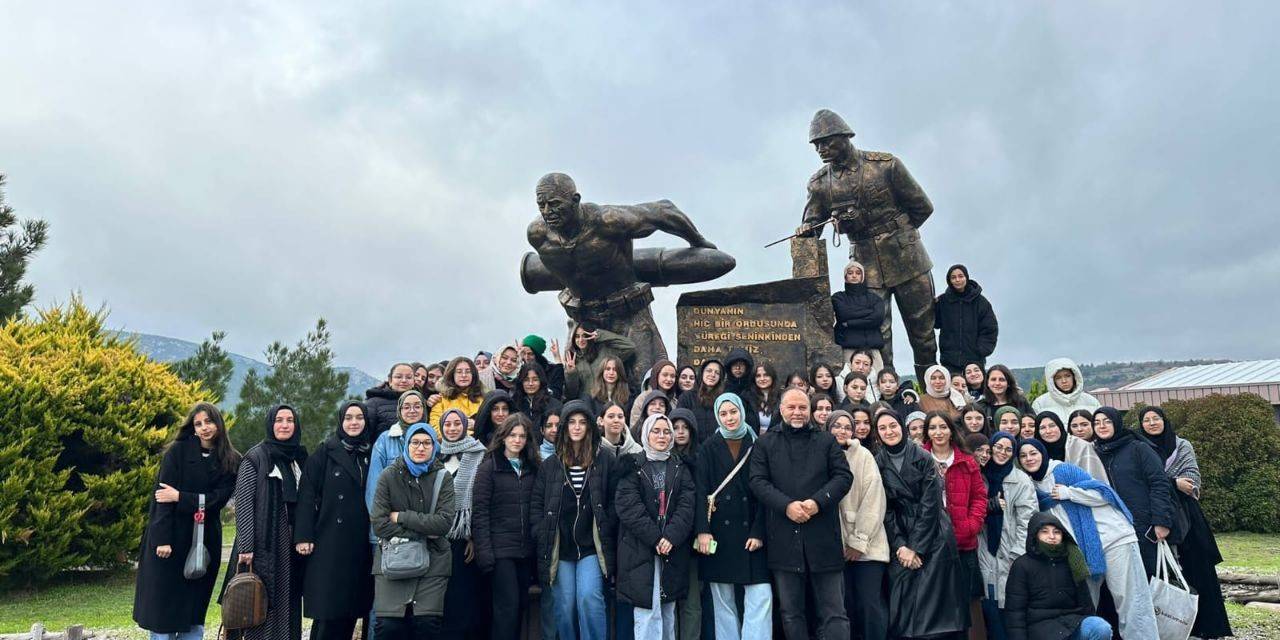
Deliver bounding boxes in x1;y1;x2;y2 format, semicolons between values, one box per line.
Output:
472;453;538;572
294;437;373;620
533;354;566;400
530;447;618;587
877;442;966;638
748;425;853;574
934;280;998;370
1004;513;1095;640
1094;430;1175;543
615;455;696;605
694;434;769;585
364;385;402;436
831;281;886;349
676;389;760;444
133;437;237;633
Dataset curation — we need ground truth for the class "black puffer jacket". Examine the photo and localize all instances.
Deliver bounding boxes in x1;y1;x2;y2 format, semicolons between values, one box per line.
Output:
365;385;404;436
472;390;514;445
615;454;696;605
934;280;998;371
748;423;853;574
832;281;886;349
472;453;538;573
1004;513;1095;640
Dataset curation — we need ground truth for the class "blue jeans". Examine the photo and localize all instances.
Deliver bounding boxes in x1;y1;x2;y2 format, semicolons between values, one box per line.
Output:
554;558;607;640
709;582;772;640
1071;616;1113;640
148;627;203;640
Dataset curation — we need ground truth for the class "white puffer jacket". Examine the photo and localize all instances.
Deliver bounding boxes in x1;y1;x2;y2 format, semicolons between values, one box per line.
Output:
1031;357;1101;422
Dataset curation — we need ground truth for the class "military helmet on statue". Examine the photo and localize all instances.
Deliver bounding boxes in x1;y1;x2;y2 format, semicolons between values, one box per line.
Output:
808;109;855;143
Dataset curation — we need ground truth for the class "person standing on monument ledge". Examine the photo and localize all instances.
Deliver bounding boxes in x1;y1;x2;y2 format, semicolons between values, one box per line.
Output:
800;109;938;382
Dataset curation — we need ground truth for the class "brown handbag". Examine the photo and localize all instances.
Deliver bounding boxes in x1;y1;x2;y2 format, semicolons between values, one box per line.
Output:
221;560;267;630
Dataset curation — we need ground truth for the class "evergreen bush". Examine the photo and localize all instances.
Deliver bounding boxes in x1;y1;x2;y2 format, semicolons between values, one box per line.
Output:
1129;393;1280;533
0;298;208;585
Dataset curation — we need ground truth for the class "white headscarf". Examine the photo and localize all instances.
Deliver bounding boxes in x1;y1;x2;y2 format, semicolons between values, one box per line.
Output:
640;413;674;462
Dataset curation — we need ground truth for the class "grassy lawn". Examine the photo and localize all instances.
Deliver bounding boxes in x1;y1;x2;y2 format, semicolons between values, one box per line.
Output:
1216;531;1280;574
0;569;221;635
2;531;1278;635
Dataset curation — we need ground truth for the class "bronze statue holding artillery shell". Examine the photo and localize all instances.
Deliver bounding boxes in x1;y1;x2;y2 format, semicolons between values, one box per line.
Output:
522;172;735;377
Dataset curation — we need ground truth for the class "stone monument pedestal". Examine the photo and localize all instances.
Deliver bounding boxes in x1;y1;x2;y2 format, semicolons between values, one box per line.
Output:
676;237;842;374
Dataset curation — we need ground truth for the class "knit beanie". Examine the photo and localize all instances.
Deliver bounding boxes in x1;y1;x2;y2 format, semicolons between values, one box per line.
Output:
522;334;547;355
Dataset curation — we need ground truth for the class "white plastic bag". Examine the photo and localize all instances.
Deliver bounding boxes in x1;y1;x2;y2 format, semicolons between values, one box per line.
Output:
1150;539;1198;640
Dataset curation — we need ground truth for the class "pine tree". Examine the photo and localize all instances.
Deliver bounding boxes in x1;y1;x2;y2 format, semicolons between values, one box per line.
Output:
232;319;351;452
171;330;234;402
0;175;51;323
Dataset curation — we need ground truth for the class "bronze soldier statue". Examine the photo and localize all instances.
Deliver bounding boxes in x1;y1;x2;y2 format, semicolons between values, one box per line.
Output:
526;172;734;378
801;109;938;381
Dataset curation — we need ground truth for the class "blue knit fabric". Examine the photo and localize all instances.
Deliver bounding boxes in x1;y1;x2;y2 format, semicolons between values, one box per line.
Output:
1036;461;1133;579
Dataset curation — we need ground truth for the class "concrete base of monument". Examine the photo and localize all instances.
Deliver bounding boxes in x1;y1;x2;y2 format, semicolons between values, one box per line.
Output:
676;275;844;374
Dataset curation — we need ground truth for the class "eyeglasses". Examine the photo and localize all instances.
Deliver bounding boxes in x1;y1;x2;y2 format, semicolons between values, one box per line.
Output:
992;444;1014;454
408;441;433;449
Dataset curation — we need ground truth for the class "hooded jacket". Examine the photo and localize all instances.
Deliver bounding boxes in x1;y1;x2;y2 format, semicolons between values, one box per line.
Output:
365;384;406;437
831;278;886;349
472;390;515;446
976;465;1037;606
629;388;673;438
1031;358;1101;422
923;442;988;551
1003;513;1096;640
934;276;998;370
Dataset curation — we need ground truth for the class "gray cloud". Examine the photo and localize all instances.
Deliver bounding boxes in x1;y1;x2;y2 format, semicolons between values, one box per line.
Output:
2;1;1277;375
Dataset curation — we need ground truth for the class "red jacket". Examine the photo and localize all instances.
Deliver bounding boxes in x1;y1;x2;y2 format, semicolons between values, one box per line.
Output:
923;442;988;551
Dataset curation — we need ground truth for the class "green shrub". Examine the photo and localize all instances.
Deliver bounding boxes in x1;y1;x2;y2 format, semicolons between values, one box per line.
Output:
1130;394;1280;533
0;298;208;585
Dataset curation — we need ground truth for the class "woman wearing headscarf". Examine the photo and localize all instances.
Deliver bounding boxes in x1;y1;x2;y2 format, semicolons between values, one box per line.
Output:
976;432;1036;639
1015;438;1158;638
1033;412;1107;483
676;359;726;443
370;423;457;638
873;411;967;639
430;357;486;428
1091;407;1175;577
934;264;998;376
631;359;679;433
473;414;541;640
832;259;887;375
480;344;522;395
826;410;889;640
294;401;375;640
220;405;308;640
531;400;618;640
435;409;489;640
1135;406;1232;638
693;394;770;640
922;412;988;639
917;364;966;421
134;404;240;640
616;414;697;639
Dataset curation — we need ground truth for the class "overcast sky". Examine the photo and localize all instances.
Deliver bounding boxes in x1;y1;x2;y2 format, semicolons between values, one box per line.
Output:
3;2;1278;377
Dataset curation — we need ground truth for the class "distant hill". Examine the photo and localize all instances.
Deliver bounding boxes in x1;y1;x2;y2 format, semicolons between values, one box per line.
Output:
120;332;380;407
1009;359;1232;392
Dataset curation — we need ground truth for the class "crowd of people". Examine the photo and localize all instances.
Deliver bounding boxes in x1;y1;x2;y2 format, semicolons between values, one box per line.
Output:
133;262;1235;640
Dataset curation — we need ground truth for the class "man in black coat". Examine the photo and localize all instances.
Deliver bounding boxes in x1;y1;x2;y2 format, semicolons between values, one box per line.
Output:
749;388;853;640
934;264;998;375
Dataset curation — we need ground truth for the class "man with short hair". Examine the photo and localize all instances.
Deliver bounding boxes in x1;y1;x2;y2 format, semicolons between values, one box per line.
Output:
749;388;853;639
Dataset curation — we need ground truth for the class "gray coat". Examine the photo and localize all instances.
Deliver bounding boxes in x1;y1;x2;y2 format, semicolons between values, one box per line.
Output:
977;467;1037;606
370;458;456;618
